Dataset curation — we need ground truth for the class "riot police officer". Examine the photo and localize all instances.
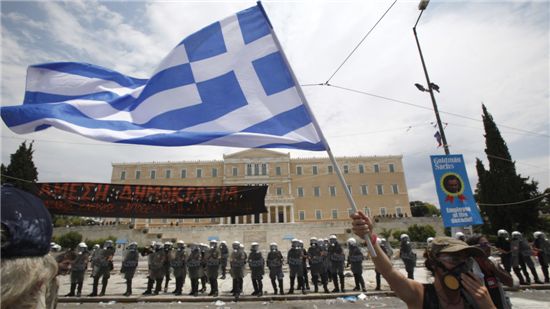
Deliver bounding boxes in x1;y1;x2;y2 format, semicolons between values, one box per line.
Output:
248;242;265;296
143;242;166;295
121;242;139;296
219;240;229;279
328;235;345;293
533;231;550;283
399;234;416;280
266;242;284;295
187;243;203;296
205;240;221;296
455;231;466;242
375;238;393;291
287;238;305;294
163;241;173;293
66;242;89;297
513;231;543;284
496;229;512;273
230;241;247;299
89;240;115;296
347;238;366;292
308;237;329;293
171;240;187;295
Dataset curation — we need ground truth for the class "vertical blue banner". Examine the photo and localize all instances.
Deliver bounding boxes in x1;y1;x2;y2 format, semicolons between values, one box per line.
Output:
430;154;483;227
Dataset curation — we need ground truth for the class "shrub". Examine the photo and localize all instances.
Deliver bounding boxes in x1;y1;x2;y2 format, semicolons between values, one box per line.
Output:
392;230;407;241
56;231;83;249
407;224;436;242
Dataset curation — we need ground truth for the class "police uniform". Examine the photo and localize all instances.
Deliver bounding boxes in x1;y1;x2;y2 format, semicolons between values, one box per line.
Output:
308;241;329;293
328;238;345;292
219;242;229;279
187;246;203;296
120;244;139;296
287;240;305;294
89;243;115;296
170;243;187;295
266;243;284;295
347;239;366;292
229;242;247;298
248;243;265;296
399;236;416;280
204;243;221;296
533;233;550;283
66;245;89;297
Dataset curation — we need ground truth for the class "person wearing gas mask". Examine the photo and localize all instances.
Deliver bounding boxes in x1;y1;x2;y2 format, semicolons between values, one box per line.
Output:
199;243;209;293
495;230;512;274
88;240;115;296
162;241;173;293
204;240;221;296
143;242;165;295
65;242;89;297
267;242;284;295
120;242;139;296
347;238;366;292
320;238;331;283
467;235;514;309
170;240;187;295
187;243;202;296
512;231;543;284
230;241;247;299
533;231;550;283
297;240;309;291
248;242;265;296
375;238;393;291
399;234;416;280
328;235;345;293
219;240;229;279
287;238;306;294
308;237;329;293
351;211;497;308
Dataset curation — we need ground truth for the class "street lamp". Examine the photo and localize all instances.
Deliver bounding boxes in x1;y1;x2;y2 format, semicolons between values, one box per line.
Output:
413;0;450;155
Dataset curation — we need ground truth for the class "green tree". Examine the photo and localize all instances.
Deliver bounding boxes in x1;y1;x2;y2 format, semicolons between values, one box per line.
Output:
410;201;441;217
407;224;436;242
1;141;38;192
475;104;543;234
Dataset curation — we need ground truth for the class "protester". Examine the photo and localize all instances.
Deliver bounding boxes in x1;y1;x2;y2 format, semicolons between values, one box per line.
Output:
351;211;497;308
1;185;59;309
466;234;514;309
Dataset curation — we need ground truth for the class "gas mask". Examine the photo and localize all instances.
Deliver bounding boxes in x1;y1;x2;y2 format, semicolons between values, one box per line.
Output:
270;245;277;251
210;242;217;249
232;244;240;251
438;257;474;291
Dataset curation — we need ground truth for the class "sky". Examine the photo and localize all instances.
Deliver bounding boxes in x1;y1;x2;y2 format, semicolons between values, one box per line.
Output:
1;0;548;208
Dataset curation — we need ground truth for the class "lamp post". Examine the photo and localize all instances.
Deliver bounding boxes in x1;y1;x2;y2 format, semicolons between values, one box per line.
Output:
413;0;450;155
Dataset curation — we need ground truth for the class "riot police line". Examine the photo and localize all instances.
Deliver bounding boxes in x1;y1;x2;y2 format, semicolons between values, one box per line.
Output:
55;230;550;299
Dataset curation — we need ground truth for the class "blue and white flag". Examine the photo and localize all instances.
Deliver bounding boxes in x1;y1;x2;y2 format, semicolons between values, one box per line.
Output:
1;5;324;151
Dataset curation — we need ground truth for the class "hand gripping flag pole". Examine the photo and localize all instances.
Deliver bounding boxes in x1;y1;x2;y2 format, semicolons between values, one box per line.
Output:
257;2;377;257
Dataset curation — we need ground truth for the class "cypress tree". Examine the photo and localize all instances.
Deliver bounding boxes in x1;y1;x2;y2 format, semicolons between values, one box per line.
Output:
475;105;541;234
1;141;38;192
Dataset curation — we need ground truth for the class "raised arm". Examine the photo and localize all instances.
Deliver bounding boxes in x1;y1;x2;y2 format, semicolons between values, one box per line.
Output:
351;211;424;308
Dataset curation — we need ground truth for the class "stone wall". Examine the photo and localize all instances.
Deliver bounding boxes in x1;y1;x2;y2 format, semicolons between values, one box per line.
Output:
53;217;444;251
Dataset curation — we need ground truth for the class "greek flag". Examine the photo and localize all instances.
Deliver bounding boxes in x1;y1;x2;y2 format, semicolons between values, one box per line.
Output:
1;5;324;151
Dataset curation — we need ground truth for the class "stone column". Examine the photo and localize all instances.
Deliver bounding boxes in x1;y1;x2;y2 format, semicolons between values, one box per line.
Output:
283;205;287;223
267;206;271;223
276;206;281;223
291;205;295;223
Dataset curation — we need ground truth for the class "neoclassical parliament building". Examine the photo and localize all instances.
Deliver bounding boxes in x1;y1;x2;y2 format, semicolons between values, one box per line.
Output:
111;149;411;228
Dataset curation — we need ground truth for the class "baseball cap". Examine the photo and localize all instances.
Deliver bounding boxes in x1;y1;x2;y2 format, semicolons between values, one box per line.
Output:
427;236;483;259
1;185;53;259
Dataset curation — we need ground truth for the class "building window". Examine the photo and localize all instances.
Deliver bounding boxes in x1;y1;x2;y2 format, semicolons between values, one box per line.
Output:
376;184;384;195
150;170;156;179
247;164;253;176
276;187;283;196
165;169;171;179
361;185;368;195
296;166;302;175
392;184;399;195
396;207;403;216
210;217;217;223
162;218;168;224
329;186;336;197
120;171;126;180
232;167;238;176
374;164;380;173
343;165;349;174
389;163;395;173
328;165;333;174
261;164;267;175
299;211;305;221
181;169;187;178
380;207;387;216
314;186;320;197
196;169;202;178
359;164;365;174
297;187;304;197
212;168;218;177
312;165;318;175
135;170;141;179
347;185;352;194
315;210;322;220
332;209;338;219
276;166;281;176
364;207;371;217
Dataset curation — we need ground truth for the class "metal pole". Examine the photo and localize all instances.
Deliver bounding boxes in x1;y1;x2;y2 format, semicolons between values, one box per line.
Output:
413;13;450;155
257;1;376;257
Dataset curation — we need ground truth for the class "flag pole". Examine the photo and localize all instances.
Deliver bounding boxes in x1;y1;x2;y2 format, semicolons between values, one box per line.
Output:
257;2;376;257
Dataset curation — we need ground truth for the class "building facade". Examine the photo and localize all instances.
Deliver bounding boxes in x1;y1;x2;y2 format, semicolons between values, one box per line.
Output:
111;149;411;228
